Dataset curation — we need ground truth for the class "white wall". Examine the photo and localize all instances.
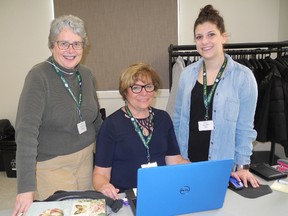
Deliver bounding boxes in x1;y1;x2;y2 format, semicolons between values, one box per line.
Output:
279;0;288;41
178;0;282;44
0;0;54;125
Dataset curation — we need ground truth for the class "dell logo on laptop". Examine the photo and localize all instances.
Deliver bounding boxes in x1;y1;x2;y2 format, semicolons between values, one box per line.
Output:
180;186;190;194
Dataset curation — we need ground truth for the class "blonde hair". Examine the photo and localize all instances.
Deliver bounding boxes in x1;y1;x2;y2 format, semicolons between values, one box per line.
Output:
119;63;161;100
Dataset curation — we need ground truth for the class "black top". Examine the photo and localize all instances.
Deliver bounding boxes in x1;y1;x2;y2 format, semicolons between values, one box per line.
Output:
188;81;213;162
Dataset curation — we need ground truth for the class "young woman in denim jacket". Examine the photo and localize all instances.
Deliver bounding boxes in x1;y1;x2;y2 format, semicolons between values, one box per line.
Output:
173;5;260;188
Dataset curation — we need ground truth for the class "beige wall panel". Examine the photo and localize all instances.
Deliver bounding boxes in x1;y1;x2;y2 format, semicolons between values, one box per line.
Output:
54;0;178;90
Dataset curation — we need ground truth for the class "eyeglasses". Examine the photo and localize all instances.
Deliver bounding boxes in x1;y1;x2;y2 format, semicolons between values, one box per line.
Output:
56;41;84;50
130;84;155;94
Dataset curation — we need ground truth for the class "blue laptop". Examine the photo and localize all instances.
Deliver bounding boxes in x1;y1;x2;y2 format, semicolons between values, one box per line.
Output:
126;159;233;216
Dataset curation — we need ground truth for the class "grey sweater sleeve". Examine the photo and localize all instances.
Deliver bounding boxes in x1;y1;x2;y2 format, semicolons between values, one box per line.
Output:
16;64;46;193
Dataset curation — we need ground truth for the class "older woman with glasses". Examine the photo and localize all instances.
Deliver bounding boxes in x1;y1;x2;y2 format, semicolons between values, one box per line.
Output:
12;15;102;216
92;63;189;200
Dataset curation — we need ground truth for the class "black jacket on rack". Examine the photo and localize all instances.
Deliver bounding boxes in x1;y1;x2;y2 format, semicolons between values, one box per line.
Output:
254;57;288;156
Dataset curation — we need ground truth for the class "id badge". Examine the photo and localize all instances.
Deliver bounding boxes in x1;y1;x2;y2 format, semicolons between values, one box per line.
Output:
77;121;87;134
198;120;214;131
141;162;158;168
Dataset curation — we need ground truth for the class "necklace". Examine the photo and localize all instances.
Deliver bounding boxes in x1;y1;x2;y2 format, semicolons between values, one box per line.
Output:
135;117;153;137
125;105;154;163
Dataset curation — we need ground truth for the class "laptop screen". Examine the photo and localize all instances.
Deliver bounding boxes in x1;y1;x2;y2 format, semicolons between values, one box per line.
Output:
126;159;233;216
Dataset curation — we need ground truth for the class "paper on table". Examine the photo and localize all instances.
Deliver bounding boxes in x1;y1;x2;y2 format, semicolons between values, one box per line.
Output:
270;178;288;193
26;199;106;216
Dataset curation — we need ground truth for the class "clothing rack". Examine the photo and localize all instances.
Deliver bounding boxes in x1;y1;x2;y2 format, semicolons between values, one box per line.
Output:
168;41;288;165
168;41;288;90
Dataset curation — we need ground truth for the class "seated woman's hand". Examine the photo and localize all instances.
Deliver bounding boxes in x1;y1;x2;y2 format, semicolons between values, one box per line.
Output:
99;183;120;200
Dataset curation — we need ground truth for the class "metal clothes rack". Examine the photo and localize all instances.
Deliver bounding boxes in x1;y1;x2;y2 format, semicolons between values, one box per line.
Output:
169;41;288;90
168;41;288;165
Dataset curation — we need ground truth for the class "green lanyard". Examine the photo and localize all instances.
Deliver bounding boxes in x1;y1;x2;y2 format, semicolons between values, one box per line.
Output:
203;57;227;120
125;105;154;163
52;62;83;120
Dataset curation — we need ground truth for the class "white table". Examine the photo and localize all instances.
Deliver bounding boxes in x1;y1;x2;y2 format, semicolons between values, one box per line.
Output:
109;178;287;216
1;178;287;216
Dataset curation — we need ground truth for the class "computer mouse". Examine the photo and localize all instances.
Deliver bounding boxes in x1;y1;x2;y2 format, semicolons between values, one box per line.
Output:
229;176;243;190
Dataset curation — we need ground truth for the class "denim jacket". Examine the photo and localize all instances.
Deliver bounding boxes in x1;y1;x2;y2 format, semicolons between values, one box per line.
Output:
173;54;257;166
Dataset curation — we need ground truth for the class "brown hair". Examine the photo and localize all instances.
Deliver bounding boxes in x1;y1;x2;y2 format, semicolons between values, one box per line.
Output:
193;5;226;36
119;63;161;100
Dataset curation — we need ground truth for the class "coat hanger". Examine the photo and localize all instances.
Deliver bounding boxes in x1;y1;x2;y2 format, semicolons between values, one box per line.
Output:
259;52;271;71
